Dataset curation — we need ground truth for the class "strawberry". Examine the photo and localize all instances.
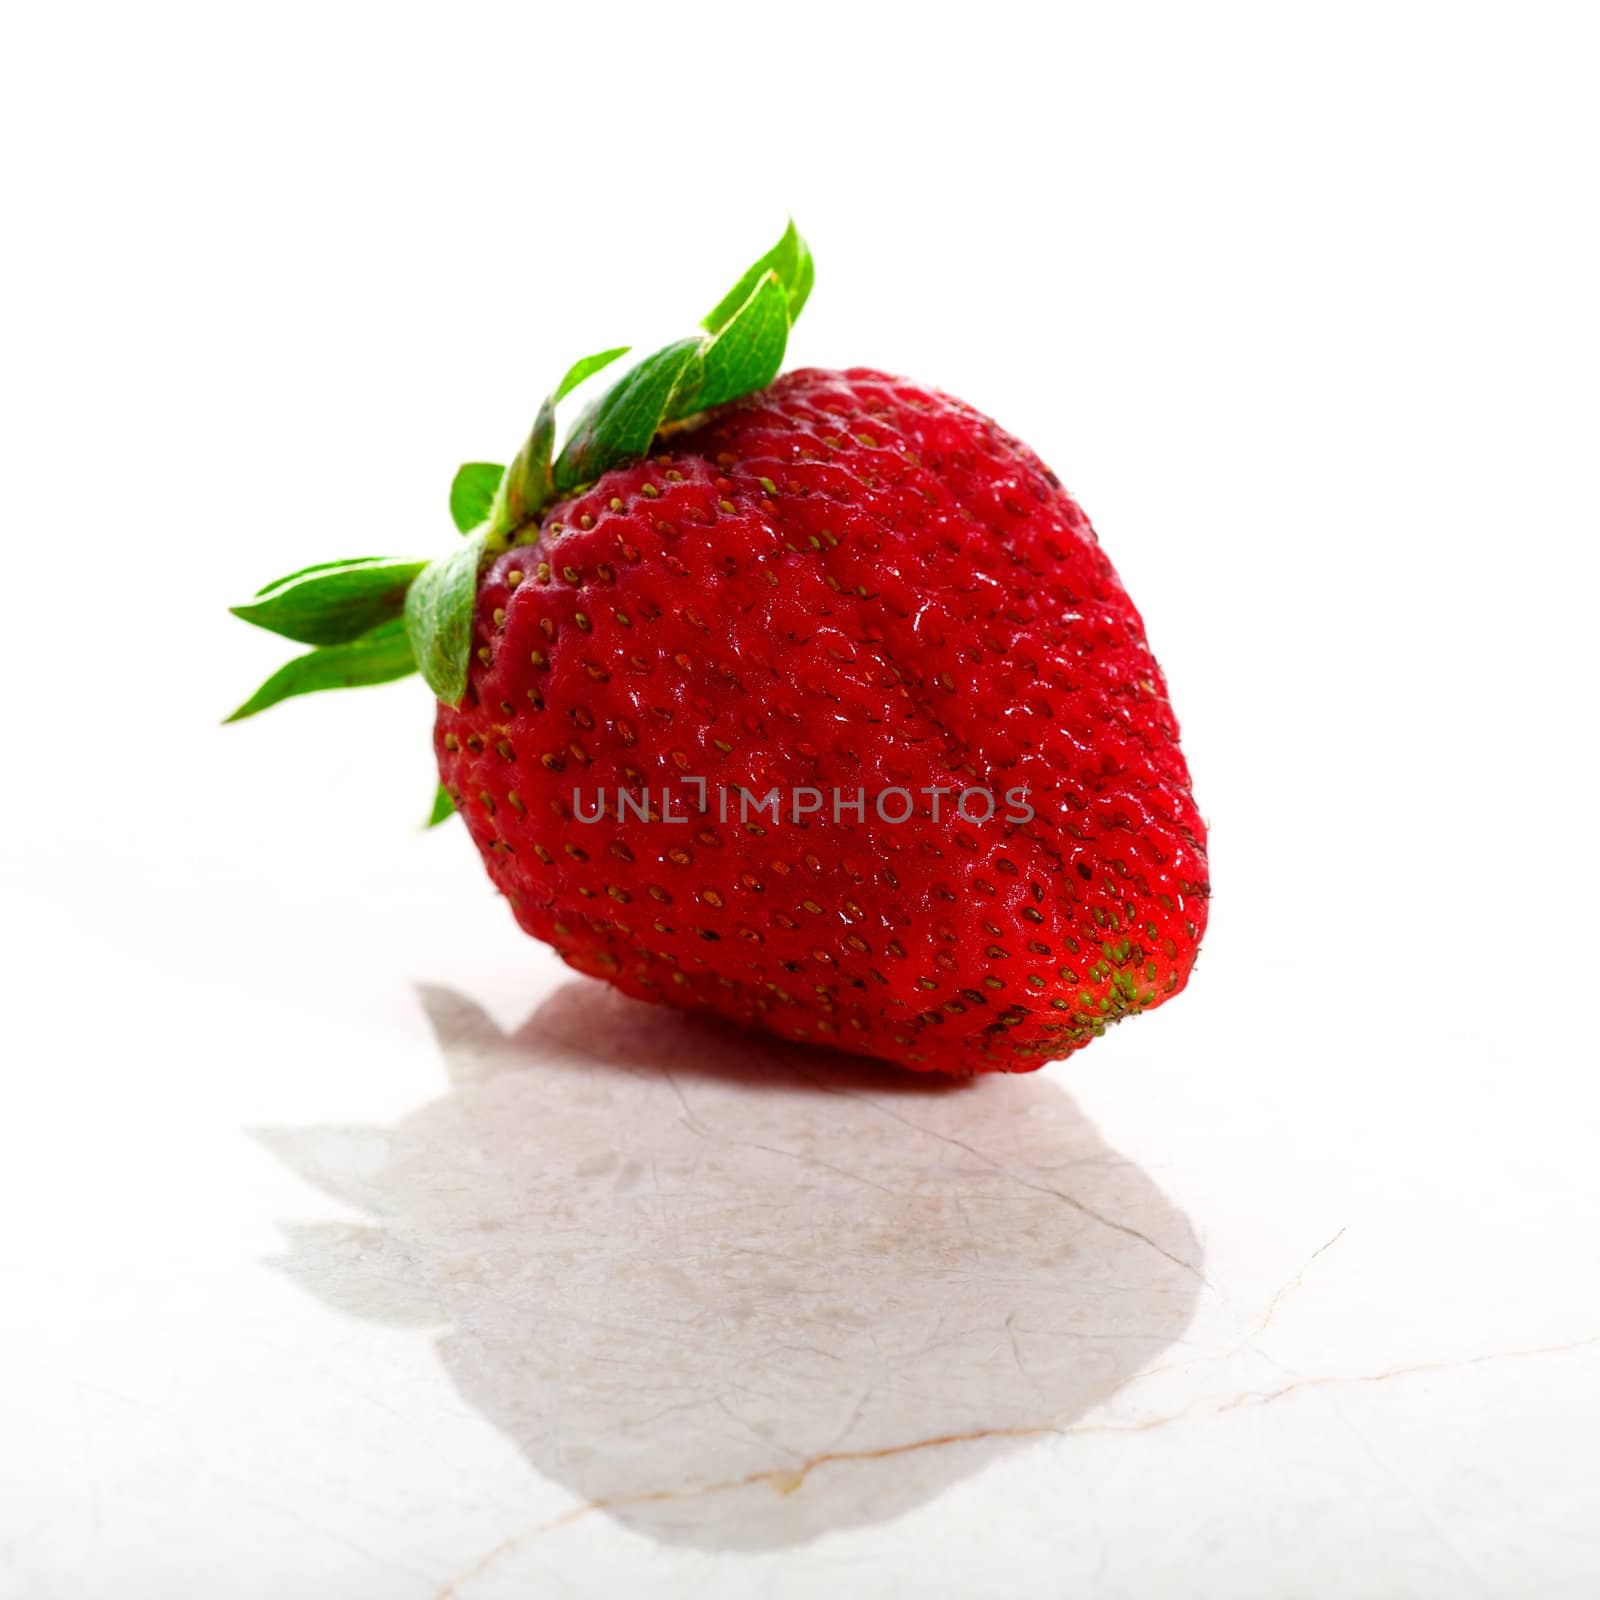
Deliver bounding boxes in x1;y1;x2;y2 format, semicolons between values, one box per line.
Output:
229;224;1208;1074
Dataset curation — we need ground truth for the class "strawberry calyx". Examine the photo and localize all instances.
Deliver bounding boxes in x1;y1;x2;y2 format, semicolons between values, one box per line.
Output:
225;220;814;732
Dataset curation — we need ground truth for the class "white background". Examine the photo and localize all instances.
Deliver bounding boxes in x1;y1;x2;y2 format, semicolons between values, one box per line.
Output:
3;4;1598;1597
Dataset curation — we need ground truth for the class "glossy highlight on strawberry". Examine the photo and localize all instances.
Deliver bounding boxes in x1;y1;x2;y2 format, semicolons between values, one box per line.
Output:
227;226;1208;1074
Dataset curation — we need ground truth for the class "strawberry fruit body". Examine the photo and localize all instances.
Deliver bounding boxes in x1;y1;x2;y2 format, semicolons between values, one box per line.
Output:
230;227;1207;1074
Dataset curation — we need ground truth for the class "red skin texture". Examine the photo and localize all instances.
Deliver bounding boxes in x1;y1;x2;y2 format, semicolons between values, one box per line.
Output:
436;369;1208;1073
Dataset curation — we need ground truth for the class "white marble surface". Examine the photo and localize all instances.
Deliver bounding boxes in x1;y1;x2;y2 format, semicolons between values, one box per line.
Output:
4;797;1598;1598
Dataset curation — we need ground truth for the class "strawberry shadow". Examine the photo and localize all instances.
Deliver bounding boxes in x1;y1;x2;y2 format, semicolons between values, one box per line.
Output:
256;980;1203;1551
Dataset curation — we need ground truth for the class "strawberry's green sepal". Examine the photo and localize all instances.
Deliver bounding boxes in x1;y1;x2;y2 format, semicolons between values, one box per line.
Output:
485;347;629;542
404;528;489;704
426;783;456;827
671;271;790;417
449;464;504;534
552;339;703;497
225;221;814;727
224;618;417;722
489;222;813;537
701;218;813;334
231;558;428;646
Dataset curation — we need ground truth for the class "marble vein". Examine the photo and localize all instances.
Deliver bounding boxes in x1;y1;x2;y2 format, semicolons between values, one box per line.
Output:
435;1331;1600;1597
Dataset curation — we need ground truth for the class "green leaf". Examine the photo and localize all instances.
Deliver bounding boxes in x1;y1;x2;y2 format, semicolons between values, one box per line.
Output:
403;526;488;704
449;463;504;533
552;337;702;495
477;230;810;529
553;345;630;403
224;229;819;756
671;271;789;418
250;557;388;595
426;783;455;827
231;558;427;646
224;618;417;722
490;403;556;537
787;236;816;324
702;219;813;333
488;346;632;539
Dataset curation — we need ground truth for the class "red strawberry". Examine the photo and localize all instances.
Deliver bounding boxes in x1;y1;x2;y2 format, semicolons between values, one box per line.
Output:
229;226;1207;1074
